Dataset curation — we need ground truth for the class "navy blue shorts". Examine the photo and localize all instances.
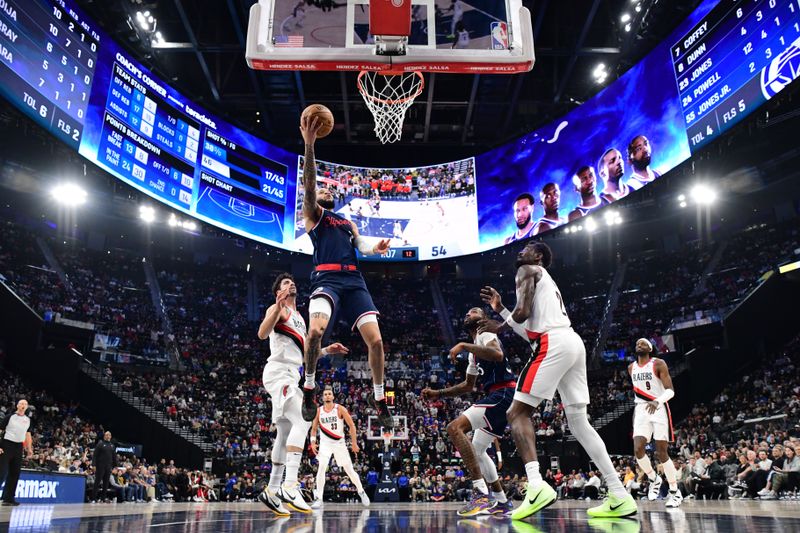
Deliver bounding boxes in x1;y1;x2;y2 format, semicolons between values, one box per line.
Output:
310;270;379;330
463;386;515;437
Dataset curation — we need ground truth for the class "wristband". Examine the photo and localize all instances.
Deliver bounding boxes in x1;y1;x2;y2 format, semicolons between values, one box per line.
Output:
320;347;329;357
655;389;675;404
499;308;511;320
497;451;502;462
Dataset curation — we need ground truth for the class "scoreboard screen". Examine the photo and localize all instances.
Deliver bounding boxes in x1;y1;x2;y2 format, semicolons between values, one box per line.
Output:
675;0;800;149
0;0;798;260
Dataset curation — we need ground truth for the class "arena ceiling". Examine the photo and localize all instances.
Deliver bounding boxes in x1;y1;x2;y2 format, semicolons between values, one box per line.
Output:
76;0;702;158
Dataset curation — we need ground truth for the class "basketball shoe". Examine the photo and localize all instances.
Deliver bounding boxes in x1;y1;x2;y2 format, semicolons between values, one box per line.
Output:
586;493;638;518
510;482;557;520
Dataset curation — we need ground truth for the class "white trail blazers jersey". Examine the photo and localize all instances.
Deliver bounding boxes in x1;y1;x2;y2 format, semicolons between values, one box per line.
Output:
523;267;571;334
318;403;344;441
268;307;306;367
630;358;666;404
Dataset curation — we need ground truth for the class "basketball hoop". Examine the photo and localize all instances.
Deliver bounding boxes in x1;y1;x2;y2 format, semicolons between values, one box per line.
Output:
357;70;424;144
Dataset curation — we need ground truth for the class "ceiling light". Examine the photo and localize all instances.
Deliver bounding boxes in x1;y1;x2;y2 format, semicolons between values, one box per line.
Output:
691;184;717;205
621;13;631;23
51;184;87;206
139;205;155;223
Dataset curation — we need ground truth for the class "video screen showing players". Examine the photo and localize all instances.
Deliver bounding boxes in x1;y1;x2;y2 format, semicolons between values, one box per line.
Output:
292;157;479;261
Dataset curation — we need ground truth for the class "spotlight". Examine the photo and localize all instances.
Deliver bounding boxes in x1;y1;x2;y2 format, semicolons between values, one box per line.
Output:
624;23;632;32
139;205;155;223
51;183;87;206
691;184;717;205
168;214;178;227
585;218;598;232
679;201;688;208
621;13;631;23
182;220;197;231
678;194;686;202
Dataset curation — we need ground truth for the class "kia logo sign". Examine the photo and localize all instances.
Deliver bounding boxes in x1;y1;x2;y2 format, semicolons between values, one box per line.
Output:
377;487;396;494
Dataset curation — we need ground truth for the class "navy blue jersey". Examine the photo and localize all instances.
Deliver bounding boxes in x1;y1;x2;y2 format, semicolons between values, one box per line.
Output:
309;209;358;266
467;332;516;392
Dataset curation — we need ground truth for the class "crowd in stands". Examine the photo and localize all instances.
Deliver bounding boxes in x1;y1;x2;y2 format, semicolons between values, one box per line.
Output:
2;204;799;503
304;158;476;200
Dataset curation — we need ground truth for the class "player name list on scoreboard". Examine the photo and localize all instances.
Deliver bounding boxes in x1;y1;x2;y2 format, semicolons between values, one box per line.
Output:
98;60;201;209
674;0;800;149
0;0;99;147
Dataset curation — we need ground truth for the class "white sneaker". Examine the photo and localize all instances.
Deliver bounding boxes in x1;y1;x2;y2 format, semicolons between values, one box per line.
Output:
258;489;291;516
648;475;663;501
311;498;323;509
665;490;683;508
278;485;311;513
359;490;370;507
759;491;777;500
757;487;771;497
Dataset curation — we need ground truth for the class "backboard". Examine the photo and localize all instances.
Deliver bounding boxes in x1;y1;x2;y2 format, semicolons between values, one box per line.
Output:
246;0;534;74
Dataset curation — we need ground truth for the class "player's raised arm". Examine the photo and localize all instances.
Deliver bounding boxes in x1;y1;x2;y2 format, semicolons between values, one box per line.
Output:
421;372;477;400
300;115;324;228
448;338;503;363
257;288;290;339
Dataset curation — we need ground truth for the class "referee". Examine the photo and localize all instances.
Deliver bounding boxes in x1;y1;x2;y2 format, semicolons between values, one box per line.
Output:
0;399;34;506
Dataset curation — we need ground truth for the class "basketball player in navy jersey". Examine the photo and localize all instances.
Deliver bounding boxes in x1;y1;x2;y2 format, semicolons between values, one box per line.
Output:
598;148;630;204
532;183;564;235
421;307;515;517
567;166;602;222
503;193;536;244
627;135;661;191
299;115;394;430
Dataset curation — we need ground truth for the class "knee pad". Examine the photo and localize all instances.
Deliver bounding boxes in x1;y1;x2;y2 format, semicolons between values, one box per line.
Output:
471;429;494;455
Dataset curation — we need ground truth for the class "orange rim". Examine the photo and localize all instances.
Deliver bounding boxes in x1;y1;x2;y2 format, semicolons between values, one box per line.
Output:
357;70;425;105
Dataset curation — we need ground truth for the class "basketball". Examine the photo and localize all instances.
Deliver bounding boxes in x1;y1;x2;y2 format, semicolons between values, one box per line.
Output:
301;104;334;138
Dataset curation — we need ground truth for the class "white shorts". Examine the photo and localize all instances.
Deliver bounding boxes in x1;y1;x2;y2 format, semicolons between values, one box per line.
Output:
262;362;306;426
632;402;674;442
317;438;353;468
514;328;590;407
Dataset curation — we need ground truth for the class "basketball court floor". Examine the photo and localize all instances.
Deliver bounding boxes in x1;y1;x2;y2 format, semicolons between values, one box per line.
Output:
0;501;796;532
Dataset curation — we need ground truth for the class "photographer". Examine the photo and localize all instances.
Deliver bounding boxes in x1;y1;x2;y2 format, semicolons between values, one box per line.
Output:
0;400;34;507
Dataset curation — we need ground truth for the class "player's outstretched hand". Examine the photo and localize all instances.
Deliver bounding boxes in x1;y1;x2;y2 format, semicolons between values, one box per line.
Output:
421;388;439;402
300;114;323;145
351;442;360;454
275;287;290;306
448;342;466;364
477;319;504;335
372;239;391;255
480;286;503;313
324;343;349;355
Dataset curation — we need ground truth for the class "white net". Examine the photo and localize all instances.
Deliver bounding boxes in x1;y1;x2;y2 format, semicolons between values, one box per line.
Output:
357;71;425;144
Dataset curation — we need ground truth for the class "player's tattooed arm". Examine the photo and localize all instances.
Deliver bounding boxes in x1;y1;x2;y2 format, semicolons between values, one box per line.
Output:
511;264;540;323
300;115;323;225
451;339;503;363
423;373;476;399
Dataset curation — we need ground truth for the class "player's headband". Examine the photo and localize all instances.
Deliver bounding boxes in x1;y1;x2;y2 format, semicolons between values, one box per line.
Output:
637;338;653;351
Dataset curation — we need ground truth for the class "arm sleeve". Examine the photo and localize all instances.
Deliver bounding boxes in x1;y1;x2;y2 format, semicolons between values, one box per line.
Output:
465;353;479;376
499;309;528;339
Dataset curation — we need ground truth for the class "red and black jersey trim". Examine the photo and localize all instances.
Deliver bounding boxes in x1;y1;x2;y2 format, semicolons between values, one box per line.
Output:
633;386;657;402
319;425;343;440
275;323;305;353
